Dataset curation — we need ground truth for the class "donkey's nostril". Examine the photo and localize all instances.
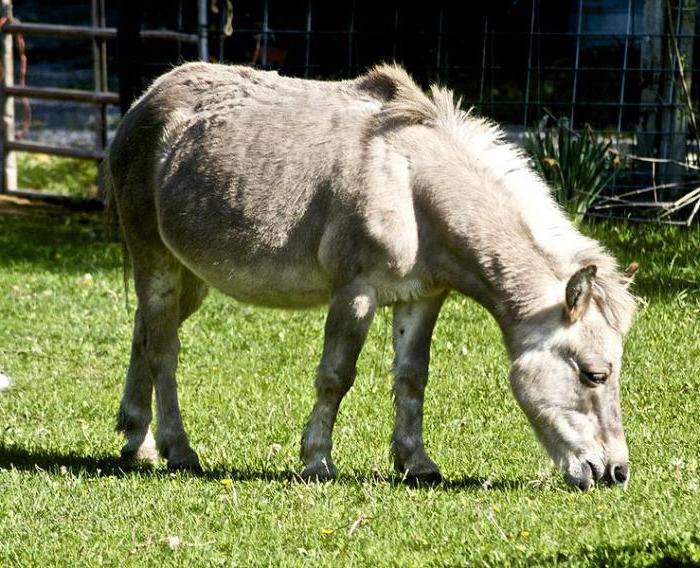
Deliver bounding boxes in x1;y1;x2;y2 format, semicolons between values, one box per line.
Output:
611;462;629;485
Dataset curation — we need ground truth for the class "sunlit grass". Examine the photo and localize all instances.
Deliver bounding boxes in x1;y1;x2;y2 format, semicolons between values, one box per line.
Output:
16;153;98;198
0;215;699;565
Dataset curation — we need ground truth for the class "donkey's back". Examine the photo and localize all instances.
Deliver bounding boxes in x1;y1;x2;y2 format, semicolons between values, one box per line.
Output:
108;63;418;308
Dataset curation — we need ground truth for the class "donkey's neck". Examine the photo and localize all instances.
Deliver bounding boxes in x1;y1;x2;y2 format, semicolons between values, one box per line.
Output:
413;135;597;328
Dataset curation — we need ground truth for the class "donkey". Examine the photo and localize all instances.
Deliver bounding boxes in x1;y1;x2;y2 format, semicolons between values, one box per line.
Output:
105;62;637;490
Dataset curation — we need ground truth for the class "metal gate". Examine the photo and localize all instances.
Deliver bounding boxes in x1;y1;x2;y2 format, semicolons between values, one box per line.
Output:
0;0;207;200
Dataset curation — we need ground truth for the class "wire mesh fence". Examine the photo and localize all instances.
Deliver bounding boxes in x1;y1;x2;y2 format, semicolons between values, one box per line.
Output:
207;0;700;224
8;0;700;222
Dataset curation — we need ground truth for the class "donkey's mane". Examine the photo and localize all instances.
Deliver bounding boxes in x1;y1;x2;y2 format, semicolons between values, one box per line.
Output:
357;64;483;133
357;64;637;333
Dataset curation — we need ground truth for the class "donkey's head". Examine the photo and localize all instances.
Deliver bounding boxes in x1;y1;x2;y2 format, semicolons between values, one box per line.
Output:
508;263;638;491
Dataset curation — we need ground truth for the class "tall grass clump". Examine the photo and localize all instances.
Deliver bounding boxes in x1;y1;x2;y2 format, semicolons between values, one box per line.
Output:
523;118;623;222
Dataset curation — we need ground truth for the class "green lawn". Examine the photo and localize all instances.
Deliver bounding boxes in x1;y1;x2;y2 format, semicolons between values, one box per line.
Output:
0;214;699;566
16;153;98;199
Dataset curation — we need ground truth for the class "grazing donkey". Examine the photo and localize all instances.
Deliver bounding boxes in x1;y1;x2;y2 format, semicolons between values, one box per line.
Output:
105;63;637;490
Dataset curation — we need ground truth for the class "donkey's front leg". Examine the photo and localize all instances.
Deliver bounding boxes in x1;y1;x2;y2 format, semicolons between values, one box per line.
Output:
300;282;377;481
392;293;447;484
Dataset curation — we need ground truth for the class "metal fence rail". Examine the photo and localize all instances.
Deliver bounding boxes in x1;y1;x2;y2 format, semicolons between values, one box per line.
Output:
2;21;199;43
0;0;208;199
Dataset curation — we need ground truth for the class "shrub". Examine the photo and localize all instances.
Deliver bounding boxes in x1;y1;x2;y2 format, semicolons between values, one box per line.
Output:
523;118;623;222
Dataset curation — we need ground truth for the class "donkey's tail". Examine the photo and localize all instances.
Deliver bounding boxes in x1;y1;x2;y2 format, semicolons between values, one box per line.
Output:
101;154;131;311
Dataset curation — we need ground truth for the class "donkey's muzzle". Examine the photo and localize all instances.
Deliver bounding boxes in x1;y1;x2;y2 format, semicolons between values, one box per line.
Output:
565;459;629;491
605;461;629;486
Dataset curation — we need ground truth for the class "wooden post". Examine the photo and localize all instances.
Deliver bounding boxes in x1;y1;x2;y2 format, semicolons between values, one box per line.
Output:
117;0;143;115
661;0;696;190
639;0;696;192
0;0;17;193
92;0;107;197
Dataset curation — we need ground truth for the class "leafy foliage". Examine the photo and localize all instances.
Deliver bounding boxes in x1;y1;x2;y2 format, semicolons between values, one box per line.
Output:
523;119;623;221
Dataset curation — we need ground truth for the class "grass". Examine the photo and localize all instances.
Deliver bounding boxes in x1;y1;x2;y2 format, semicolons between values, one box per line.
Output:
0;213;699;566
16;153;98;199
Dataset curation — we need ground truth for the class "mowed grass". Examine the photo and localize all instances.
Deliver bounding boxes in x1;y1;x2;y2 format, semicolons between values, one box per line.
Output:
0;213;699;566
16;153;98;199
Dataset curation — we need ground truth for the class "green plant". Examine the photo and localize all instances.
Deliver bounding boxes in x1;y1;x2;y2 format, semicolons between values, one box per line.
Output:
523;119;623;221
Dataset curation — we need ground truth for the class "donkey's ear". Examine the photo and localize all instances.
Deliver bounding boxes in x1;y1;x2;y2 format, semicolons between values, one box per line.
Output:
623;262;639;282
565;265;597;323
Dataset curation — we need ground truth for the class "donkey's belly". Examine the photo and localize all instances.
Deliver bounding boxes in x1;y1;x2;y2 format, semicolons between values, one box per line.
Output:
156;181;333;308
163;236;331;309
202;261;330;308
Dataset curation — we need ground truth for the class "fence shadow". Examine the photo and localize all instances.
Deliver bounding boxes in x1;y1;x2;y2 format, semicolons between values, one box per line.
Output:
585;220;700;302
522;537;700;567
0;212;120;275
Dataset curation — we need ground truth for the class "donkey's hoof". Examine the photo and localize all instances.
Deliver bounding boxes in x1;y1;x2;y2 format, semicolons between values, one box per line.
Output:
120;443;160;468
300;460;337;482
404;469;443;486
398;459;443;486
168;461;203;474
164;448;203;474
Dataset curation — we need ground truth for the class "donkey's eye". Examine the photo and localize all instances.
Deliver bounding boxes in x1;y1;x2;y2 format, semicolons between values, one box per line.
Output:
581;371;609;386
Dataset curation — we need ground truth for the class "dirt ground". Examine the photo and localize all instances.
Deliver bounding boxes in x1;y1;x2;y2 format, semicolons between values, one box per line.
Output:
0;194;104;220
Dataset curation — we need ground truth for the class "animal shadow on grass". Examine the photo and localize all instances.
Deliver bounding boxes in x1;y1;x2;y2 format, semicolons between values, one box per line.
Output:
0;444;291;482
528;537;700;567
0;444;525;491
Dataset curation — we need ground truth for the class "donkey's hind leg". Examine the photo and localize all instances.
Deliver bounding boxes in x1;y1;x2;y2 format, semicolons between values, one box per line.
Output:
118;254;207;471
300;282;377;481
145;264;207;471
116;308;159;465
391;293;446;484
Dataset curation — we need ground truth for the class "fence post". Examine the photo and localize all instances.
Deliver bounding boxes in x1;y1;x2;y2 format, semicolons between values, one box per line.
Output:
198;0;208;62
117;0;143;115
662;0;696;190
0;0;17;193
92;0;107;198
638;0;664;161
